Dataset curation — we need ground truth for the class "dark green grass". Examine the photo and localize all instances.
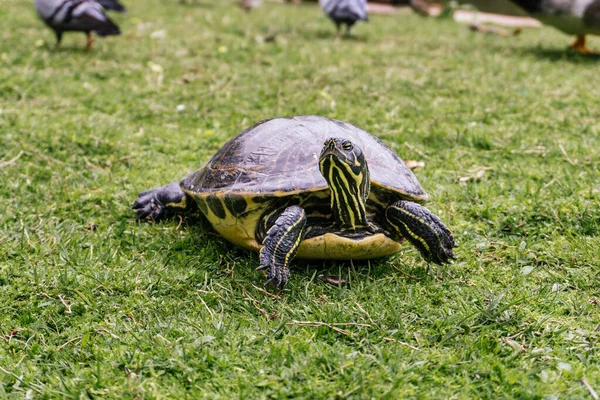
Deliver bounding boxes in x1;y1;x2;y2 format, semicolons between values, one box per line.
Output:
1;0;599;398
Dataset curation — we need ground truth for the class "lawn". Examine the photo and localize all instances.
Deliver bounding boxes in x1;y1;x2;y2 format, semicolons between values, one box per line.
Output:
1;0;599;398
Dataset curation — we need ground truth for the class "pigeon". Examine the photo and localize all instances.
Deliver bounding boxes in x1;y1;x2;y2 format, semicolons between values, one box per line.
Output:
508;0;600;53
239;0;262;13
35;0;121;51
319;0;368;37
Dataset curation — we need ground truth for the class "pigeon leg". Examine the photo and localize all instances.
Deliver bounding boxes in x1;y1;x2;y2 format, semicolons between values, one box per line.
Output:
55;31;63;48
85;32;94;51
569;35;592;54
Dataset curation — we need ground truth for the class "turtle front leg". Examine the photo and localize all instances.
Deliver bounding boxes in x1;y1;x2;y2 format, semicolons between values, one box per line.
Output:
257;205;306;288
133;182;195;221
385;200;456;264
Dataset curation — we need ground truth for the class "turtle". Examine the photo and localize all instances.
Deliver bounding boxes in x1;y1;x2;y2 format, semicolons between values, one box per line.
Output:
133;116;457;288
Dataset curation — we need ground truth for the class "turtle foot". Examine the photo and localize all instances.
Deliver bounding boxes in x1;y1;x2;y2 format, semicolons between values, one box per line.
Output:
132;182;186;221
256;262;290;289
386;201;457;265
257;205;307;289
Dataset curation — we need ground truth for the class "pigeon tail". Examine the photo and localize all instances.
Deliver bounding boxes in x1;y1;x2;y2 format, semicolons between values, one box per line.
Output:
96;0;126;12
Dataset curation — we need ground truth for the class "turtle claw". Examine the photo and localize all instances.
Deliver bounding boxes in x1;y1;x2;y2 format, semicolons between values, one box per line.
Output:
132;190;165;220
264;278;274;287
433;241;456;265
257;263;289;289
386;201;457;265
132;183;186;221
421;221;456;265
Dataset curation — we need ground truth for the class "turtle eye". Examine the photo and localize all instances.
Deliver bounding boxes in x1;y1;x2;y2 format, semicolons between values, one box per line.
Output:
342;141;353;151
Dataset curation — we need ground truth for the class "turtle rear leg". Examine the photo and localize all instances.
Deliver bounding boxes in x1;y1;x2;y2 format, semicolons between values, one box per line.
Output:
257;206;306;288
133;182;194;221
385;200;457;265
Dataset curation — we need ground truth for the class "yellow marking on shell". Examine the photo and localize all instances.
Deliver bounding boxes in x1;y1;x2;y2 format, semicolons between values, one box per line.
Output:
387;205;432;254
188;191;403;260
188;192;269;250
165;196;187;208
204;232;402;260
183;186;404;261
296;233;402;260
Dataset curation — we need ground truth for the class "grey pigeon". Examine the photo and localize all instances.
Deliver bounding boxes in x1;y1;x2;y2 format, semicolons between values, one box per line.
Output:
508;0;600;53
319;0;368;37
35;0;121;50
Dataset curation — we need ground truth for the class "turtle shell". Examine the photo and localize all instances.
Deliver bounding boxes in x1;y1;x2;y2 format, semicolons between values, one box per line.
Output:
181;115;427;201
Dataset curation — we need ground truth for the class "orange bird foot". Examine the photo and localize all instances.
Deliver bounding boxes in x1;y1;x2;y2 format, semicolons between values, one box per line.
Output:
569;35;593;54
85;33;94;51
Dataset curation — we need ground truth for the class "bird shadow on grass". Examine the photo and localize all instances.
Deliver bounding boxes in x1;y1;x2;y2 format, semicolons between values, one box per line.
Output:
339;34;369;43
176;0;214;8
43;44;120;54
310;31;369;43
42;45;90;54
305;29;369;42
525;46;600;63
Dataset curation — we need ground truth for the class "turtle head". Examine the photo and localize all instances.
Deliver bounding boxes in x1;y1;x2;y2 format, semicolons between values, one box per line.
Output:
319;138;370;230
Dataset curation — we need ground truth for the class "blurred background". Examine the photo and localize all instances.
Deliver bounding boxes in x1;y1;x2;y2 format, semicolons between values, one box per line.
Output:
303;0;526;15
